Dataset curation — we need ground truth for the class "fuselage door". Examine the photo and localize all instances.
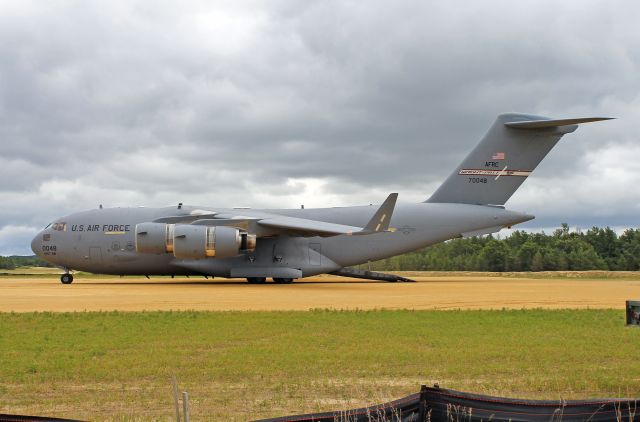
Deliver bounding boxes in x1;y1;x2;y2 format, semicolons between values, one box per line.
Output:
89;247;102;265
309;243;321;266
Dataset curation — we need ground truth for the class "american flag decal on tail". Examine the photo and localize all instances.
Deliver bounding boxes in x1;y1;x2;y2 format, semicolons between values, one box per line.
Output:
492;152;505;160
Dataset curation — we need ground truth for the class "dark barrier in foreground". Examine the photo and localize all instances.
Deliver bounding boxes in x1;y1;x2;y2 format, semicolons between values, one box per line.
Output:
2;385;638;421
258;385;640;422
0;415;81;422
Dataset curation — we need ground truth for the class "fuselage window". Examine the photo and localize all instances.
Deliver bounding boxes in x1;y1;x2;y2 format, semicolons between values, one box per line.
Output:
52;222;67;231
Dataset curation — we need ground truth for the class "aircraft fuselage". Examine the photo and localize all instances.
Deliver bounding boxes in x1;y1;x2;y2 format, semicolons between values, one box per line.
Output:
31;202;531;278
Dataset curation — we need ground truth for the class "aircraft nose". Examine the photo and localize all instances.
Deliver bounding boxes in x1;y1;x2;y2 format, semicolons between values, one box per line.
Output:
31;232;42;256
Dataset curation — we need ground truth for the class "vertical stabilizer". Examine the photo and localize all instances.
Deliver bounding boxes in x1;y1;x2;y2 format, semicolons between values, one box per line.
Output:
426;113;611;205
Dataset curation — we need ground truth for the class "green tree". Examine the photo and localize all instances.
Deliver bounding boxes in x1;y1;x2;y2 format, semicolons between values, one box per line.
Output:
531;251;544;272
515;240;539;271
479;239;510;271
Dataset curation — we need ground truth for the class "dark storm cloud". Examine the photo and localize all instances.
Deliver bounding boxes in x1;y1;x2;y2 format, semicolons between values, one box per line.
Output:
1;0;639;254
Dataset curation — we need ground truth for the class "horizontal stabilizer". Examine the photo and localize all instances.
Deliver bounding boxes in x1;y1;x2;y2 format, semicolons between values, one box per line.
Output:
504;117;613;129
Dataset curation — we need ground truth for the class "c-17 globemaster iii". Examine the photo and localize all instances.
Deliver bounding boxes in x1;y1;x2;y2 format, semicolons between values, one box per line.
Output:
31;113;611;284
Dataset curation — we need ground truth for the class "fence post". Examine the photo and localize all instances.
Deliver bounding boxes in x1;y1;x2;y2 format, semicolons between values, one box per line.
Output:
418;385;428;421
183;391;190;422
172;376;181;422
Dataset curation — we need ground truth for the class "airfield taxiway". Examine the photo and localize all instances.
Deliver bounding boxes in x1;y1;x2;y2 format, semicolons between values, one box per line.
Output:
1;272;638;312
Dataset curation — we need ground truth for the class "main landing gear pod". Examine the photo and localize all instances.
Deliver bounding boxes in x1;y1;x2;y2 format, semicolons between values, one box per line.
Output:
273;278;294;284
247;277;267;284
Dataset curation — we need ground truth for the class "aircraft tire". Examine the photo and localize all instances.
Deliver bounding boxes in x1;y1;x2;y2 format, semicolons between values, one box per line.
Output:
60;274;74;284
273;278;294;284
247;277;266;284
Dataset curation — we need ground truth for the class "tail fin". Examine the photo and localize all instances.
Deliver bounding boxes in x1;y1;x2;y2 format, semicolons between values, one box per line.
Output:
426;113;612;205
363;193;397;233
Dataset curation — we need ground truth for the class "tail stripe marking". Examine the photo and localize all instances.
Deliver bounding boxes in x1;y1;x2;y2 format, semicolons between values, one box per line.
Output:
459;168;532;177
495;166;508;180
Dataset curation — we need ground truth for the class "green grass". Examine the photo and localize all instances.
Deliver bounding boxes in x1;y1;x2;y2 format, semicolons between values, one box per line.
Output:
1;310;639;420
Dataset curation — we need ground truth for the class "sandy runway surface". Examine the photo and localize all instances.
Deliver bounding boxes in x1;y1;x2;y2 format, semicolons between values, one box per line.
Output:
1;273;639;311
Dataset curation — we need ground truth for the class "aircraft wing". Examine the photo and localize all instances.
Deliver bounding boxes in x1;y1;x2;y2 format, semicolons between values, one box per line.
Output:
154;212;218;224
184;214;365;237
153;193;399;237
257;216;365;236
256;193;399;237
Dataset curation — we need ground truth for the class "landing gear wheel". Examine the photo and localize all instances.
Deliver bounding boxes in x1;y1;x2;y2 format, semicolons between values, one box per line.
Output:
247;277;266;284
273;278;294;284
60;274;74;284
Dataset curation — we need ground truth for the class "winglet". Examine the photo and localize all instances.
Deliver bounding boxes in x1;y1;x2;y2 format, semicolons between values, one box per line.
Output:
361;193;398;234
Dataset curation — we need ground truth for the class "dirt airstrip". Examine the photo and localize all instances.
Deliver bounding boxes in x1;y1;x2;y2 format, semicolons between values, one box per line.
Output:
1;272;638;312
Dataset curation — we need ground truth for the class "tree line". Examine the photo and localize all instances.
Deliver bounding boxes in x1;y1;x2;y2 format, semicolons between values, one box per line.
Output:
368;224;640;272
0;255;54;269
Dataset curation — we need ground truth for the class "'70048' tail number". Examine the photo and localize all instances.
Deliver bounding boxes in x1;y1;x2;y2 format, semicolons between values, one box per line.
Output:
468;177;488;183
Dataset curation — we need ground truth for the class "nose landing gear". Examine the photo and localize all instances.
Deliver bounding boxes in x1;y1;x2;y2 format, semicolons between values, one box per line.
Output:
60;273;74;284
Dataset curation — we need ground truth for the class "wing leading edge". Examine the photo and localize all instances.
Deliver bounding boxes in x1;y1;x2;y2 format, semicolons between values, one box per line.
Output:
152;194;399;237
257;193;399;236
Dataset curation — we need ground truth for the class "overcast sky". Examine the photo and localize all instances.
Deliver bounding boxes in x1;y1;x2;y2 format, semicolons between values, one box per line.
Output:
1;0;639;255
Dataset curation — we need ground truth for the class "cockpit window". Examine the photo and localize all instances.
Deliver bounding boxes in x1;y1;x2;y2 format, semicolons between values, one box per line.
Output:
52;222;67;231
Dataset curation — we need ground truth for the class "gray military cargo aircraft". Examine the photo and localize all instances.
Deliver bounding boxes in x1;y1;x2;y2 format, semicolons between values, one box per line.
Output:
31;113;611;284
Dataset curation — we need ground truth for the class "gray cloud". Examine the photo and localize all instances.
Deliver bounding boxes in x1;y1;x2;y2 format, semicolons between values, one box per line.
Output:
1;0;639;254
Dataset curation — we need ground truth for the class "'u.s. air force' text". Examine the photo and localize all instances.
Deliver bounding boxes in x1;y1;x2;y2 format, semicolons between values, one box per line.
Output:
71;224;131;232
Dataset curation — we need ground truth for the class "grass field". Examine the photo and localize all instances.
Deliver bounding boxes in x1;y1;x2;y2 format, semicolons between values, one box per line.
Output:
1;309;639;420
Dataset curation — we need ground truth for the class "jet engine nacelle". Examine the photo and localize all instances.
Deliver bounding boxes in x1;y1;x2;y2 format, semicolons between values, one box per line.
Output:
135;222;175;254
135;222;256;259
173;225;250;260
